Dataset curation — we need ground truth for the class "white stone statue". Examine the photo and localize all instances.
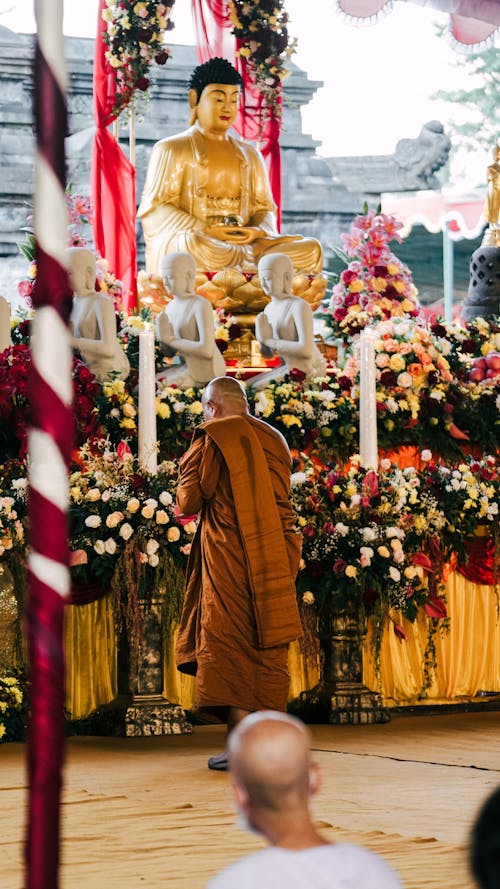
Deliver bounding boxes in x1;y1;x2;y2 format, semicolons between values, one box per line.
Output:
69;247;130;383
0;296;11;354
155;251;226;387
253;253;326;388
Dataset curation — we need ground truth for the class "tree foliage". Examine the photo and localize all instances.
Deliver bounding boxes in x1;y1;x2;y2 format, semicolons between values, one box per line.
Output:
432;46;500;155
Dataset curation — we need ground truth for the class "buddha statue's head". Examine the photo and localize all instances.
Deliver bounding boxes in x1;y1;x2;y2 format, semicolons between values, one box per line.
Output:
160;251;196;300
69;247;96;297
258;253;294;301
188;57;243;133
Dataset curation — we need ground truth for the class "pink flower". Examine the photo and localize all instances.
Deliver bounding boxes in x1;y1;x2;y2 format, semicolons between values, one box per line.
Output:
69;549;88;566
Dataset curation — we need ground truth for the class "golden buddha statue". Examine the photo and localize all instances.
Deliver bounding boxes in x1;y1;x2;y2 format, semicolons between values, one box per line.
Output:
137;58;323;278
482;140;500;247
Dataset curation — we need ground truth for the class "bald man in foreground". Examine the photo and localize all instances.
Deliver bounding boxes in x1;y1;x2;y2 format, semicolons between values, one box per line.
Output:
175;377;303;770
206;712;403;888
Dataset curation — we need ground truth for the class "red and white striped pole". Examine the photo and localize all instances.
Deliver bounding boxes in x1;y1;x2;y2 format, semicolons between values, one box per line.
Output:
25;2;73;887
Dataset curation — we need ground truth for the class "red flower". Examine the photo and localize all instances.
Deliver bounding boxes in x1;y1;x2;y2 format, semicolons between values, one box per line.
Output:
424;596;447;620
289;367;306;383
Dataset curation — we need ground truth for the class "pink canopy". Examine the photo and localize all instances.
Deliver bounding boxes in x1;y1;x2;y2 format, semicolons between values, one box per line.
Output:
382;192;486;240
337;0;500;51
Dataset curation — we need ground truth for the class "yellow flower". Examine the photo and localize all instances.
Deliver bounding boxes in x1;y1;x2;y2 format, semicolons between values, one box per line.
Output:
302;591;315;605
280;415;302;428
377;546;390;558
157;15;167;28
121;418;136;430
389;353;406;372
372;277;387;293
102;7;114;22
0;725;5;739
155;510;169;525
348;279;364;293
387;262;399;275
188;401;203;415
345;565;357;578
141;506;154;519
297;516;307;527
85;488;101;502
394;280;407;294
126;498;140;514
184;521;197;535
167;526;181;542
156;401;171;420
133;2;148;15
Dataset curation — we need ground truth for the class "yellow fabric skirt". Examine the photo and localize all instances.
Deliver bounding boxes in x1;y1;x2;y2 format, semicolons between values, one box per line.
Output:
64;571;500;718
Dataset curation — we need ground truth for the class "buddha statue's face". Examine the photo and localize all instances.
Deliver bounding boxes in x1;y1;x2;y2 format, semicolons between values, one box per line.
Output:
193;83;240;136
259;256;293;300
161;254;195;299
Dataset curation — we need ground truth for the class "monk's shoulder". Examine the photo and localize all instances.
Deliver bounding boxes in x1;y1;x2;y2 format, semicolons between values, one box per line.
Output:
247;415;290;456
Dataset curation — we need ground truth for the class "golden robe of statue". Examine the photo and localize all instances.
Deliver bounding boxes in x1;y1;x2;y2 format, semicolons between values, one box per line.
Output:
137;59;323;276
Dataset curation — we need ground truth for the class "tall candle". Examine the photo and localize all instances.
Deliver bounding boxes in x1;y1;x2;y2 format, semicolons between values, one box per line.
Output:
359;327;378;469
138;329;158;474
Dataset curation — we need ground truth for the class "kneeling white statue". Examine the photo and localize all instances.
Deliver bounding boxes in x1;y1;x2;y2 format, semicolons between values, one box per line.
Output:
156;251;226;387
254;253;326;388
69;247;130;383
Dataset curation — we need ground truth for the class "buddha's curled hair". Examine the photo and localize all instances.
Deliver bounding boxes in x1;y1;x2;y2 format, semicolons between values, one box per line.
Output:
188;57;243;101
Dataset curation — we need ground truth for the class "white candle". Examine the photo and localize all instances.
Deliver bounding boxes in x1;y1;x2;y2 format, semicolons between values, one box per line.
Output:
359;327;378;469
138;329;158;474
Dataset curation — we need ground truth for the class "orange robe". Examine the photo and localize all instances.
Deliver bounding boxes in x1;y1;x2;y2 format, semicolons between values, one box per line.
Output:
175;415;302;713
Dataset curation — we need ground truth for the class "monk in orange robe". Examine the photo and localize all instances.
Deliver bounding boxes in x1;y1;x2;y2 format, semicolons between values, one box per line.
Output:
175;376;302;770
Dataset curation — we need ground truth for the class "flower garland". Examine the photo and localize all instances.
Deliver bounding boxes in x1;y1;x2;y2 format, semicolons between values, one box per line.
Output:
324;209;421;341
101;0;175;119
228;0;297;121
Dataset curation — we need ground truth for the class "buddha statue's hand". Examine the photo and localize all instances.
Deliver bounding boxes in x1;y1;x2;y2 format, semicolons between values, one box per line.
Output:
204;224;264;244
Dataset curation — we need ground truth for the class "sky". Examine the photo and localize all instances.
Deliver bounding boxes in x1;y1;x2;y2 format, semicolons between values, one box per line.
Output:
0;0;489;189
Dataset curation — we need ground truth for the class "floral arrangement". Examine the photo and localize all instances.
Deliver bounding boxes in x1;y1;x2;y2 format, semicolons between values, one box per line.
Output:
228;0;297;121
0;345;101;461
69;440;196;590
155;382;204;458
324;209;421;341
0;668;27;743
248;373;358;461
101;0;175;119
213;308;242;353
341;317;463;454
292;452;499;684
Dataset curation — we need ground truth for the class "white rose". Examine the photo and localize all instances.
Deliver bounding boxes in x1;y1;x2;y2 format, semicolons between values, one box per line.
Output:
146;538;160;555
167;526;181;543
159;491;173;506
145;498;158;510
126;498;140;514
85;515;102;528
119;523;134;541
94;540;105;555
148;553;160;568
85;488;101;502
302;591;315;605
101;490;111;503
104;538;117;555
106;511;124;528
389;566;401;582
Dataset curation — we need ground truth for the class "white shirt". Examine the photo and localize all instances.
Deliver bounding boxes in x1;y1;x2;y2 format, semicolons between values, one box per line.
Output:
206;843;403;889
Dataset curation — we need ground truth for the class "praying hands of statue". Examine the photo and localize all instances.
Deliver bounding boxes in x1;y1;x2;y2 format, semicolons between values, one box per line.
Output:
255;312;277;357
156;311;177;357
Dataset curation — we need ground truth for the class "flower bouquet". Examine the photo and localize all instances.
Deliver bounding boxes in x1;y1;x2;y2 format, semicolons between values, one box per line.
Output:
101;0;175;119
324;209;421;341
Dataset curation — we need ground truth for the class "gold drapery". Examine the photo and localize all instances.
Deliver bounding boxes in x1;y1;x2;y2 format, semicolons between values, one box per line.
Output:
63;572;500;719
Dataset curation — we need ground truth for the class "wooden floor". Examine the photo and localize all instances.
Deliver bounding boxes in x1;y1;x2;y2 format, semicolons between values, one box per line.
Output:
2;711;500;889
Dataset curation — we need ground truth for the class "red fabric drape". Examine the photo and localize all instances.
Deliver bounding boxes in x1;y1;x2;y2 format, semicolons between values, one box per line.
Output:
191;0;282;228
91;0;137;311
457;536;498;586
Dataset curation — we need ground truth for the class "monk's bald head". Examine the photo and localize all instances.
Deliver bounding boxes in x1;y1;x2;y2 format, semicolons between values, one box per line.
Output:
202;376;249;419
228;712;313;813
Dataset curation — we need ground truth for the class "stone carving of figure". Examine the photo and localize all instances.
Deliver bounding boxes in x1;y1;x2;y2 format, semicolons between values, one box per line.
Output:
395;121;451;188
0;295;11;354
482;141;500;247
138;57;323;277
156;251;226;387
254;253;326;388
69;247;130;383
